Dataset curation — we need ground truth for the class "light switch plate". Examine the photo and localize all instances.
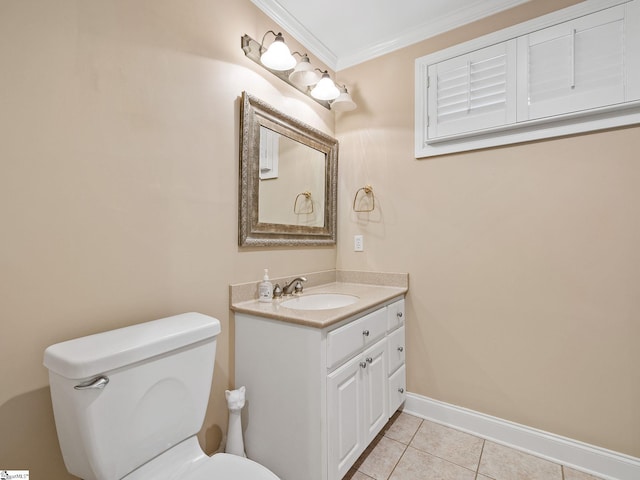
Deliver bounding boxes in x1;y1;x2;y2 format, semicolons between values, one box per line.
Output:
354;235;364;252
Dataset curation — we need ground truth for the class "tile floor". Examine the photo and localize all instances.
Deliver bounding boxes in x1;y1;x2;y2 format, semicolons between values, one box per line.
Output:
344;412;604;480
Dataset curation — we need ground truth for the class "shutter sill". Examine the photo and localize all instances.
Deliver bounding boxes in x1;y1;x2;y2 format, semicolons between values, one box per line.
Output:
426;99;640;145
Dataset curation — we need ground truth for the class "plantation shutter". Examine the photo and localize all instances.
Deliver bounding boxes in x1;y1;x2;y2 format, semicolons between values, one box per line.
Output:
427;40;516;141
517;5;626;121
259;127;279;180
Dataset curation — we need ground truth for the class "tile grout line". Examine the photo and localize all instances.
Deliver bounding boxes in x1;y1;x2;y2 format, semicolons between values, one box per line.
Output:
407;419;487;477
382;416;424;480
379;414;604;480
405;417;425;447
385;440;409;480
475;439;486;480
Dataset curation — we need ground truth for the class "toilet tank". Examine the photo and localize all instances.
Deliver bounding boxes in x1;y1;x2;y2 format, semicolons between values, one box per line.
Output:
43;312;221;480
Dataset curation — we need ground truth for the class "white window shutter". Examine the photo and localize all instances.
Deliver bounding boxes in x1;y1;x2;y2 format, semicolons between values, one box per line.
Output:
518;5;626;121
427;40;516;141
259;127;279;180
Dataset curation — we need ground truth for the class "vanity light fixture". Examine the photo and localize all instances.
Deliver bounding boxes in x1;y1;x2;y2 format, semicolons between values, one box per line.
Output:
259;31;296;70
330;84;357;111
241;32;356;111
310;71;340;101
288;53;321;86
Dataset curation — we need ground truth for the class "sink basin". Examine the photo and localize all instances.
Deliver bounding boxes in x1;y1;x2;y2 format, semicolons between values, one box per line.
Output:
280;293;359;311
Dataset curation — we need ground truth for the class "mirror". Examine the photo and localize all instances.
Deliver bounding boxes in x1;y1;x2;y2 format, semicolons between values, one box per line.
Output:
239;92;338;246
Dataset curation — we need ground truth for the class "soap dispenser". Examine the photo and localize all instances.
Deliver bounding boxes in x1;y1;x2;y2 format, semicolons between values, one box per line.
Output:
258;269;273;302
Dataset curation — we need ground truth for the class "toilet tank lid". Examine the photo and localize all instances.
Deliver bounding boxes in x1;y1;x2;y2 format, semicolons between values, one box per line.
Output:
44;312;221;379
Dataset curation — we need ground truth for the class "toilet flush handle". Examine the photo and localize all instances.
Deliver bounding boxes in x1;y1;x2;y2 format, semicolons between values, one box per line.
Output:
74;375;109;390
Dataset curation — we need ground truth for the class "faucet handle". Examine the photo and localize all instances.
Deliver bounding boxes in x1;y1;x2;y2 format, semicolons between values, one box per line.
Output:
273;283;283;298
294;281;304;294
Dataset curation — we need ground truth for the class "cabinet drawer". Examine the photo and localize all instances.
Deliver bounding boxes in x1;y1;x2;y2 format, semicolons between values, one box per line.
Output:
387;326;405;375
327;308;387;370
388;364;406;414
387;299;405;331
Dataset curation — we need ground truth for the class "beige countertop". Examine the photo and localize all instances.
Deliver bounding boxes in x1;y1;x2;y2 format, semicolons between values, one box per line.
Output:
230;271;408;328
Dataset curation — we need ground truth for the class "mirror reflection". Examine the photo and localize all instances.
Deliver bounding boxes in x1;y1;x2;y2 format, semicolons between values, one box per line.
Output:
258;126;326;227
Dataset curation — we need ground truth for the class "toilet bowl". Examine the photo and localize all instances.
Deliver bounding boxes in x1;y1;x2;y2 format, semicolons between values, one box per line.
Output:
43;312;280;480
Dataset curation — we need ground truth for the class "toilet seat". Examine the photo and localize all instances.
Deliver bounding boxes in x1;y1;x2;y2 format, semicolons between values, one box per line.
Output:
188;453;280;479
123;437;279;480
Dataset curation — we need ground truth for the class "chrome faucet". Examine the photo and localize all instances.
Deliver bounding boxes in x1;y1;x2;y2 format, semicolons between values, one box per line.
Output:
282;277;307;295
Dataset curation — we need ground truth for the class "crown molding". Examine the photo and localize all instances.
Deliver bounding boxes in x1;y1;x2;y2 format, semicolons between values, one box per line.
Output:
251;0;529;71
250;0;338;69
336;0;530;70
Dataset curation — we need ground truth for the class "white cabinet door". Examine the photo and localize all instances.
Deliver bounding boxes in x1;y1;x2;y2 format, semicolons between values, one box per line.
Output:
427;40;517;140
327;358;363;480
327;337;388;480
517;4;627;121
362;340;389;444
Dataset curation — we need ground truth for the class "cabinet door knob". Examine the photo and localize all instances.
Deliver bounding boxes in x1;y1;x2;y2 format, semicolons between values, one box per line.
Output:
366;357;373;364
397;312;403;318
398;387;405;394
362;330;370;336
360;361;367;369
397;346;404;352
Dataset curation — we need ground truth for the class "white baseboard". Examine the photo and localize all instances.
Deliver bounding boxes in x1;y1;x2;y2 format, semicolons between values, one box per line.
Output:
402;392;640;480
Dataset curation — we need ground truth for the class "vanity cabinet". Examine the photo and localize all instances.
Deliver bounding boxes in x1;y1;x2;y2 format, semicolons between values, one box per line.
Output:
234;297;406;480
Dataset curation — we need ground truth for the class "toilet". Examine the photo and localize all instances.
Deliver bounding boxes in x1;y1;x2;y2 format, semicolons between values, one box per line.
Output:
43;312;279;480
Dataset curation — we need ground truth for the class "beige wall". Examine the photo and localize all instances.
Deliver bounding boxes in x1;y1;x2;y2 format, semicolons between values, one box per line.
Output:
0;0;335;477
336;0;640;458
2;0;639;477
259;135;326;226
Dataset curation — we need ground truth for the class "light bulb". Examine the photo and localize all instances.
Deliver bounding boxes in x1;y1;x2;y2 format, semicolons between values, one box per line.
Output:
331;86;357;111
310;72;340;101
260;34;296;71
289;56;321;86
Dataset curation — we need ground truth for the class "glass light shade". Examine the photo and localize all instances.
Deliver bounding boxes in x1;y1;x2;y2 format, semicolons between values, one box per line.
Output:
288;56;321;86
260;35;296;71
310;72;340;101
331;86;357;111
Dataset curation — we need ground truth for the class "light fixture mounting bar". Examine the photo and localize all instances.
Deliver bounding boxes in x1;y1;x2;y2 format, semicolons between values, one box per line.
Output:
241;34;331;109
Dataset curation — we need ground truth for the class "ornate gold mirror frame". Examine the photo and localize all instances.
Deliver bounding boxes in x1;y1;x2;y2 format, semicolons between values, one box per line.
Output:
239;92;338;247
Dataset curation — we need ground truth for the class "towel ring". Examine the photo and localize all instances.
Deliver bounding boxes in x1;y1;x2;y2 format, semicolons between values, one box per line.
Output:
293;191;313;214
352;185;375;212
